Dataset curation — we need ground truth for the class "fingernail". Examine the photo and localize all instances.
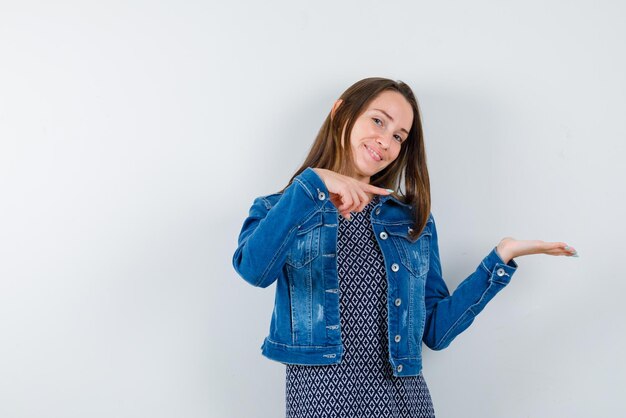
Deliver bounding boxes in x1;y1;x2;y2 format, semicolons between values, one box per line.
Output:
385;189;394;193
571;253;579;257
564;246;571;250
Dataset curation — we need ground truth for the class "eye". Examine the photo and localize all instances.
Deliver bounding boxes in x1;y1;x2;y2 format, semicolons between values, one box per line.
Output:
373;116;404;143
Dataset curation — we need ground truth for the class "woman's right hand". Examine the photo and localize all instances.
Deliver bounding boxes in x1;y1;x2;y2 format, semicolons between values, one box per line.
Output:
312;168;393;220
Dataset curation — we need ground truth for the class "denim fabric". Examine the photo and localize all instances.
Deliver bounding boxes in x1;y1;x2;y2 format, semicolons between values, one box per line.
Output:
232;167;518;377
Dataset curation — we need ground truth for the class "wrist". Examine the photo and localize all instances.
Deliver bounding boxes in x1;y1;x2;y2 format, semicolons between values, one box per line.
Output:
496;241;514;264
311;167;326;179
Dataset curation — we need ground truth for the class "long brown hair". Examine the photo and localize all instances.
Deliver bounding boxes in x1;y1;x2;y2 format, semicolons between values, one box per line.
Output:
283;77;431;239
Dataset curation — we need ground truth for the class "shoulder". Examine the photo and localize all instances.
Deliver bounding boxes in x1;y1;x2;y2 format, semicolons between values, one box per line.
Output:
250;192;283;212
252;168;326;210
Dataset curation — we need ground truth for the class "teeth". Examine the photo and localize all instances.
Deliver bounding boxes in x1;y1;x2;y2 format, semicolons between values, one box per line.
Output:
366;145;381;161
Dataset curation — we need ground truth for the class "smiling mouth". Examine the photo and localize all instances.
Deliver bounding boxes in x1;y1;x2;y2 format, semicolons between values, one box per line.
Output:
365;144;382;161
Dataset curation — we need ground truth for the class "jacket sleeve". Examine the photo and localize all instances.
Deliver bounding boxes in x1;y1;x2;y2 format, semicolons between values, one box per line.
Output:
422;214;518;350
232;167;329;288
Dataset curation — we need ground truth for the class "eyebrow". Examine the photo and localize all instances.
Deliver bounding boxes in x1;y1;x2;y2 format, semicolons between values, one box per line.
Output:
372;108;410;135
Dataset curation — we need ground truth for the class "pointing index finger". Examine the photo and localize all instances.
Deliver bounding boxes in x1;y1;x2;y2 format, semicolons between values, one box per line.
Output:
365;184;394;196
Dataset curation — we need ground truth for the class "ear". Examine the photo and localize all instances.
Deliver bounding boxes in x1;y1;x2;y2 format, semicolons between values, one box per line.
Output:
330;99;343;120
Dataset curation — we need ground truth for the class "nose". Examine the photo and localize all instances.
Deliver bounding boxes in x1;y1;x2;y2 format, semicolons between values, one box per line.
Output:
376;135;391;149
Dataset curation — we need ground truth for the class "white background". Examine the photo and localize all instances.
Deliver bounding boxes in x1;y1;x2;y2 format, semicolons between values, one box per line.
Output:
1;1;625;417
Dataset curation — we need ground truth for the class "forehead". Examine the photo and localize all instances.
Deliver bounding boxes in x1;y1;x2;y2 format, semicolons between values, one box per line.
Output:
366;90;413;126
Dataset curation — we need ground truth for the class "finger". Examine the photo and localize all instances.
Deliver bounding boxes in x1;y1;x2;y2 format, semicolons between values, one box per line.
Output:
348;188;361;213
365;184;393;196
563;244;578;256
337;188;353;212
329;194;343;208
547;242;576;253
355;187;371;212
560;243;577;252
553;249;578;257
545;242;578;256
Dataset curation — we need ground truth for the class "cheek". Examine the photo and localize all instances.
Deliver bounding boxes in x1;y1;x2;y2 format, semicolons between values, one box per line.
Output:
349;126;367;149
389;145;402;162
352;120;374;139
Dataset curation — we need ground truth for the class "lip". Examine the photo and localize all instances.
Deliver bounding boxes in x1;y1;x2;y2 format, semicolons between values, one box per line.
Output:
364;144;383;162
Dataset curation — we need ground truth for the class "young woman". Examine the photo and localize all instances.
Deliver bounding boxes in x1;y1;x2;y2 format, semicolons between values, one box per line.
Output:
232;77;577;418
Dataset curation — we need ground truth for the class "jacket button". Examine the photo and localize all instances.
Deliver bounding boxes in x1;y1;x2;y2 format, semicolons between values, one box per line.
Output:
375;208;381;215
394;298;402;306
379;231;388;240
391;263;399;272
318;191;326;200
396;364;403;373
394;335;401;343
496;268;505;277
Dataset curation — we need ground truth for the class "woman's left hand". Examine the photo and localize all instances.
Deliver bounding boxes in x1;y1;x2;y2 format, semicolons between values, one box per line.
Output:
496;237;578;264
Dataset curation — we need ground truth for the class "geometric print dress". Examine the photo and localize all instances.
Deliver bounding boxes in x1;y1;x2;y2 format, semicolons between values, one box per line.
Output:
286;197;436;418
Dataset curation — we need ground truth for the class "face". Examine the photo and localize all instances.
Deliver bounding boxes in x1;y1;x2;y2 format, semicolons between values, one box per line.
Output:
338;90;414;183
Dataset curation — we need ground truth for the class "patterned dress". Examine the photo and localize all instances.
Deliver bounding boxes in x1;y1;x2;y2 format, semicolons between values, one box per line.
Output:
286;197;436;418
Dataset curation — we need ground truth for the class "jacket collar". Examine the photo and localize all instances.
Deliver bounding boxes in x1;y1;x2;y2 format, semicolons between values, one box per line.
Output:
378;193;413;209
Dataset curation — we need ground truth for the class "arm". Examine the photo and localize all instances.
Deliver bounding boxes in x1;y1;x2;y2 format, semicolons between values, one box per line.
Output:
232;167;329;288
422;215;519;350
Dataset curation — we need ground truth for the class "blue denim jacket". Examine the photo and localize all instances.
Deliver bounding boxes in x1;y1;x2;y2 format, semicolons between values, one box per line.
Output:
232;167;518;377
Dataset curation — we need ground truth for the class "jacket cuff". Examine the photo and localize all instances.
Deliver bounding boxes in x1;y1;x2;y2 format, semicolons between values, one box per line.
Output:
481;247;518;285
294;167;330;203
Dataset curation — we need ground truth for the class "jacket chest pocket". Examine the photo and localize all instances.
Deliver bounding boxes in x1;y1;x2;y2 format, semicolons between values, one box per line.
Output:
387;224;431;276
285;213;323;268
